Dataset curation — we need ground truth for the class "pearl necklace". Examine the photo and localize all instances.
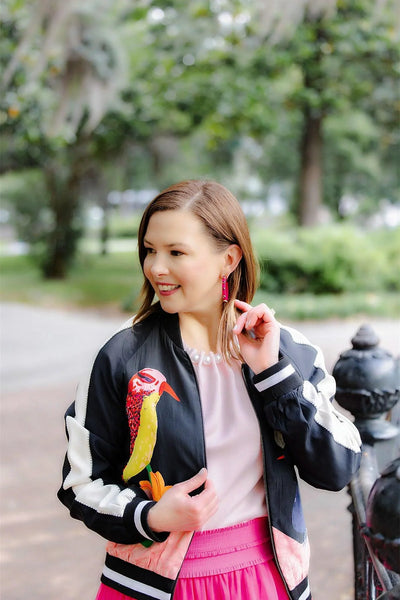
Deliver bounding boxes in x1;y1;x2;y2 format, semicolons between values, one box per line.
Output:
185;346;223;366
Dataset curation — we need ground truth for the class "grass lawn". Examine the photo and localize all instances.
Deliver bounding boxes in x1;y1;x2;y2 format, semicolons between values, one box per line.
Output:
0;253;143;312
1;253;399;320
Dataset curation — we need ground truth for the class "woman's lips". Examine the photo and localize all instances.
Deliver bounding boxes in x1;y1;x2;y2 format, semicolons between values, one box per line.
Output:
157;284;180;296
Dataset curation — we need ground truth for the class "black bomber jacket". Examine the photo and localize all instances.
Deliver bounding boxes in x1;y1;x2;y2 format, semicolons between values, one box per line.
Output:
58;308;362;600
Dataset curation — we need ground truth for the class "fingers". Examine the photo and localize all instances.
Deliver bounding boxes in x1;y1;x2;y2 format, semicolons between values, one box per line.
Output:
178;469;218;524
232;301;253;336
232;315;255;338
192;478;219;526
178;467;208;494
234;300;275;316
147;469;218;533
233;300;276;336
234;299;252;311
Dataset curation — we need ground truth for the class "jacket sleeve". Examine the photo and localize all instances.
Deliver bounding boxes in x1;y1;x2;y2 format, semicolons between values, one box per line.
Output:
57;337;168;545
252;325;362;491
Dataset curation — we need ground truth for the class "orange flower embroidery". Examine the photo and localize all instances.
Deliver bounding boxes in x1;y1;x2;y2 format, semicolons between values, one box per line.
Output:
140;470;172;501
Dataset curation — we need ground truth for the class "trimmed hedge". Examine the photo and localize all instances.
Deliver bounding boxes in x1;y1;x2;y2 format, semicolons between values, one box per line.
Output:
253;225;400;294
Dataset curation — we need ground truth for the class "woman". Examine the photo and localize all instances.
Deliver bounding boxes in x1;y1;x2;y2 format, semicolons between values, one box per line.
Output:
58;180;362;600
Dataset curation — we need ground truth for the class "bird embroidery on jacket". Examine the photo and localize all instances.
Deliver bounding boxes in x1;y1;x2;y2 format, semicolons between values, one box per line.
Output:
122;368;180;486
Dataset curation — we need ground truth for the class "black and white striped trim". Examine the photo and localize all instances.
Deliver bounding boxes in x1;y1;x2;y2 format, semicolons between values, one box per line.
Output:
134;500;154;541
125;499;168;544
253;357;302;400
255;363;296;392
102;554;175;600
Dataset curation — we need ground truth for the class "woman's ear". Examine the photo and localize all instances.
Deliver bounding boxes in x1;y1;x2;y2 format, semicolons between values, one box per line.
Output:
224;244;242;275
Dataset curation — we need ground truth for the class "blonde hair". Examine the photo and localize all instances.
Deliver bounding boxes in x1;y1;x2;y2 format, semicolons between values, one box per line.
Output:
134;180;259;361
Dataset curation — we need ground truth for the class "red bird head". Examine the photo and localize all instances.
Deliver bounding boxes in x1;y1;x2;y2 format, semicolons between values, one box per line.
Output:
126;368;180;453
127;368;180;401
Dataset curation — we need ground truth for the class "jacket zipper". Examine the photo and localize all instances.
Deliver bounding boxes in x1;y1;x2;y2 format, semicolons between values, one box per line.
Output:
259;434;292;599
241;364;292;600
170;351;208;599
184;350;208;472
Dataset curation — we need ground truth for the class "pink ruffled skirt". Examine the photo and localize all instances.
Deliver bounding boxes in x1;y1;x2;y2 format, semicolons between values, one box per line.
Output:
96;517;289;600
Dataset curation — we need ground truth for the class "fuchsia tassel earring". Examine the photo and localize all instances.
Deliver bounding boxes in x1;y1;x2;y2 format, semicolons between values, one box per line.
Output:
222;276;229;303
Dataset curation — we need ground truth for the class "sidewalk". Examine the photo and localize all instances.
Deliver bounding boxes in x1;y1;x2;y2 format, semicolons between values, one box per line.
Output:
1;302;399;600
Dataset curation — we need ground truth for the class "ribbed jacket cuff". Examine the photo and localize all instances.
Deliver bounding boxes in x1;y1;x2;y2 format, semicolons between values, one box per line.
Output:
253;356;302;401
124;499;169;543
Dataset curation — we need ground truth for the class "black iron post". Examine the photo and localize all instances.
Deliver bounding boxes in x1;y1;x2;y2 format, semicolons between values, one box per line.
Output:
365;458;400;573
332;324;400;600
333;324;399;445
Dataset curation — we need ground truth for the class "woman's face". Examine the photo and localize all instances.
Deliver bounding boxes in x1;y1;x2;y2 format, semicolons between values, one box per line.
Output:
143;209;228;317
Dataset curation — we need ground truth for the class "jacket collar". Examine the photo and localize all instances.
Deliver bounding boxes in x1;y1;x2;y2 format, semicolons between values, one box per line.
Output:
156;307;183;349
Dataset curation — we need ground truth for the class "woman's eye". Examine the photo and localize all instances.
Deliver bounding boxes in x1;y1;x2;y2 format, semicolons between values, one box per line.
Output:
171;250;183;256
145;247;155;254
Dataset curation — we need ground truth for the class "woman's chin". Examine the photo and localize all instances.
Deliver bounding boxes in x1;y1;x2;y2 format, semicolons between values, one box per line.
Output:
157;298;180;314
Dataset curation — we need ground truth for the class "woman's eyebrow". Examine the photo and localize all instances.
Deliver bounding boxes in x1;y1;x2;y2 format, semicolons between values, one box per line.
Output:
165;242;191;249
144;238;191;249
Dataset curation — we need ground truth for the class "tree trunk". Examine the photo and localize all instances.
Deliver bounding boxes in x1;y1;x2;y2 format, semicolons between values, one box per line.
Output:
42;161;82;279
100;201;110;256
298;110;323;226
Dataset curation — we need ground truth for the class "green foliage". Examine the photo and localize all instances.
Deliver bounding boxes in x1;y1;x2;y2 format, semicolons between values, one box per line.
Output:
1;251;398;321
0;169;49;242
0;252;143;309
1;0;399;274
0;1;132;278
0;166;83;277
253;225;400;294
253;290;400;321
109;214;141;239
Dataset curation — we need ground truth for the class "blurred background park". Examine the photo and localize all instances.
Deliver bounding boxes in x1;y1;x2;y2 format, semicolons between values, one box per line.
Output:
1;2;400;600
0;0;399;319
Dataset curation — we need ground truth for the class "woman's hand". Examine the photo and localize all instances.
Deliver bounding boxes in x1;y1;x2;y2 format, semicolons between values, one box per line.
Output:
147;468;218;533
233;299;280;374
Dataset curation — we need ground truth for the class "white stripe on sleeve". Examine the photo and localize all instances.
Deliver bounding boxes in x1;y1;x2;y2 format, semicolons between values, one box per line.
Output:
255;364;296;392
134;500;153;540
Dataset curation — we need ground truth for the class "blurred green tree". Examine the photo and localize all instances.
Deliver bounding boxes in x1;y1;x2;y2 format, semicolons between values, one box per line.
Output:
279;0;400;224
168;0;399;225
1;0;129;277
126;0;399;225
1;0;398;278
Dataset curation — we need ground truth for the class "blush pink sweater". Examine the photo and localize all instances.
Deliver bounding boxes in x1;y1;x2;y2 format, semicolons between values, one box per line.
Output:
185;347;267;530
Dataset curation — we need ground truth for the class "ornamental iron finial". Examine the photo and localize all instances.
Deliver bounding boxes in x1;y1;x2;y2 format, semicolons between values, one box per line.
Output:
333;325;400;444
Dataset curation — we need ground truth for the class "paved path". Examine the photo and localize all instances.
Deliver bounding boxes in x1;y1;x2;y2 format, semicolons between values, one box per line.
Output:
1;302;399;600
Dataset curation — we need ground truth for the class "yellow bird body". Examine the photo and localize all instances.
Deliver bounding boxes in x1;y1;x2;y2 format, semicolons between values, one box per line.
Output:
122;369;180;484
123;391;159;482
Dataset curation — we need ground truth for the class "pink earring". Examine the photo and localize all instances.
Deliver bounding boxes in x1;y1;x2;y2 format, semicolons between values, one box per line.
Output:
222;276;229;303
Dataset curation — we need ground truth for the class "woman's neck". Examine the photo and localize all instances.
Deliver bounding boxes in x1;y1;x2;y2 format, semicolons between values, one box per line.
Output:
178;311;221;353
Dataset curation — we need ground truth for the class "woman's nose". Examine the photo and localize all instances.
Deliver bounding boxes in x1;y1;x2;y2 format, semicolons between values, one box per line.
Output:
150;254;169;276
